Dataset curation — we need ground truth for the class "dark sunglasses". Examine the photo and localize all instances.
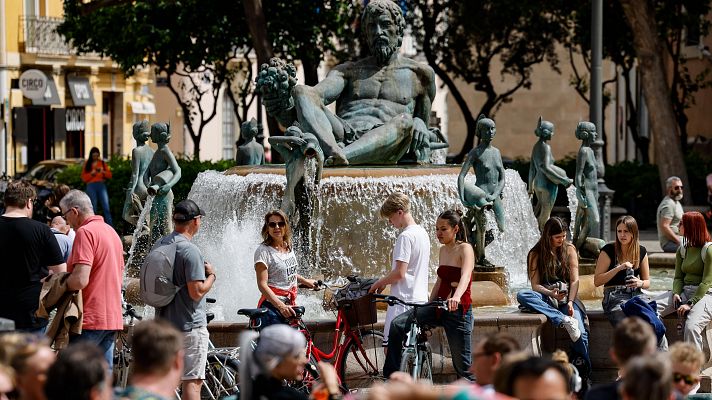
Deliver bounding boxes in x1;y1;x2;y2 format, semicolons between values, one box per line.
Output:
673;185;684;190
268;221;286;229
673;372;699;385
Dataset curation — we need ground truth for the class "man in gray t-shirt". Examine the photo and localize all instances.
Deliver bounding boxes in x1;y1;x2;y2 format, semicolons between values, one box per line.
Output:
154;199;215;400
657;176;684;252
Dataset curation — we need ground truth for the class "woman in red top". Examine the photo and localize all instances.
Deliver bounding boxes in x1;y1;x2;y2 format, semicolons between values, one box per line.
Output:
80;147;113;226
384;209;475;380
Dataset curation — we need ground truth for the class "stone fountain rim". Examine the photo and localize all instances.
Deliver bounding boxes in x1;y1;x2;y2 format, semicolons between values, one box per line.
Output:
225;164;462;178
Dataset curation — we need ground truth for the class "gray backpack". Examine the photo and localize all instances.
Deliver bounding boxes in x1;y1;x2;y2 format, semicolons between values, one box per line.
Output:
140;241;184;307
680;241;712;267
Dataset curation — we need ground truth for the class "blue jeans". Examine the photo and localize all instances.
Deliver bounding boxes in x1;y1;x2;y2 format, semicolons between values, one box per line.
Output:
517;289;591;374
257;300;289;329
70;329;118;370
86;182;112;226
384;306;474;380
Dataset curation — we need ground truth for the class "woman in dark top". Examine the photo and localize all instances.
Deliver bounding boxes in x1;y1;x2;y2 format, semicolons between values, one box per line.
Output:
516;217;591;376
594;215;651;326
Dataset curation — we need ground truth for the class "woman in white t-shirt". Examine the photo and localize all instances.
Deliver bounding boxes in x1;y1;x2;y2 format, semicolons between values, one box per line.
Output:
254;209;317;328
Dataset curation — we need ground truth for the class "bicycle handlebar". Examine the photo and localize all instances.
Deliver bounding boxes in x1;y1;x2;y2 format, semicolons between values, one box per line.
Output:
371;294;447;309
124;304;143;321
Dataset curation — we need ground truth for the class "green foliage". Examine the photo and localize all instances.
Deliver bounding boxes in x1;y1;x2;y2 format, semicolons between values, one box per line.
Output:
56;156;237;235
510;153;712;230
407;0;575;160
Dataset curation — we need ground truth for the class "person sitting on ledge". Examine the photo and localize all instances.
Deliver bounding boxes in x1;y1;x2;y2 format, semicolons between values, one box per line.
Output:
517;217;591;380
657;176;684;253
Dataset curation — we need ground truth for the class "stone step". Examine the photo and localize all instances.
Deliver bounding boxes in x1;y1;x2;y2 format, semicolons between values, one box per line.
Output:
205;311;712;391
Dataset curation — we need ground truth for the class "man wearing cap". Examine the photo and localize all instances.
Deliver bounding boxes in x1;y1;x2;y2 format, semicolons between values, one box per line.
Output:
153;199;215;400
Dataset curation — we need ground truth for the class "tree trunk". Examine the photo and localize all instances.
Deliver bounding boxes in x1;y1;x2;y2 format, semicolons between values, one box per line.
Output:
242;0;282;140
619;0;691;203
300;55;320;87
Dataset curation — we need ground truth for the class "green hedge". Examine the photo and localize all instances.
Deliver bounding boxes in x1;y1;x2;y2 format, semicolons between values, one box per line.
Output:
509;154;712;230
56;157;237;235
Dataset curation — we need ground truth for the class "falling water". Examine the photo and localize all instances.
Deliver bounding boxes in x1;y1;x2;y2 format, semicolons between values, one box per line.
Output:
188;168;539;321
565;185;579;239
123;195;154;282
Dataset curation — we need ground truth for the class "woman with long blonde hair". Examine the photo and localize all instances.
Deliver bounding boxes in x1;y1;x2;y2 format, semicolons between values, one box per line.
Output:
594;215;651;326
253;210;317;328
516;217;590;378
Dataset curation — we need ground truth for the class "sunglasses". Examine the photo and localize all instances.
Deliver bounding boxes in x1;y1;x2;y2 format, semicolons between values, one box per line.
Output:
268;221;286;229
673;185;683;190
673;372;699;385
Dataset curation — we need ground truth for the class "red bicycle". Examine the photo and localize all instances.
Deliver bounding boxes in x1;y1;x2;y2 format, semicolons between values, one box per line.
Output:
238;276;385;391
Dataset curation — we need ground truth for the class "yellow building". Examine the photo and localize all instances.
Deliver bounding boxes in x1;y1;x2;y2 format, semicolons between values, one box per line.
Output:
0;0;155;176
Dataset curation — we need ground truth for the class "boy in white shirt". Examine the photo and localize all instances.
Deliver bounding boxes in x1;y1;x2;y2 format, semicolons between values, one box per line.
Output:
369;192;430;348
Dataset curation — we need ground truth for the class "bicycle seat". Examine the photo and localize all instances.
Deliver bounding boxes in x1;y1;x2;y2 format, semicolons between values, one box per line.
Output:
207;312;215;323
291;306;305;317
237;308;269;319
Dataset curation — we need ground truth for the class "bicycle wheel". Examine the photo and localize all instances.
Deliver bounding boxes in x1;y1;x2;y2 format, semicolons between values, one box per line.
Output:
201;354;240;400
289;352;320;395
417;346;433;383
339;330;385;390
399;349;417;380
112;335;131;388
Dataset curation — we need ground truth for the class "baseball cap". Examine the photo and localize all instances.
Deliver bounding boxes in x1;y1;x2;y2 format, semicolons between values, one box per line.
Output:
173;199;205;222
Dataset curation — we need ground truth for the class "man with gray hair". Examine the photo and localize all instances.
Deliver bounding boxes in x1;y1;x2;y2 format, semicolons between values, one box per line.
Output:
657;176;684;252
60;189;124;369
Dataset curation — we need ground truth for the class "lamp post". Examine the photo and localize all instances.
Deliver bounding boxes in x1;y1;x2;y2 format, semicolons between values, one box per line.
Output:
590;0;614;242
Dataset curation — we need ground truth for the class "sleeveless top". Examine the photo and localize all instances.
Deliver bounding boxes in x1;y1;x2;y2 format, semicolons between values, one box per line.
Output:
601;243;647;287
436;265;472;312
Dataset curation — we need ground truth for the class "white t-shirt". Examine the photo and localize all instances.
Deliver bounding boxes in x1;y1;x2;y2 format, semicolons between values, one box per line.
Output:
383;224;431;343
253;244;298;291
390;224;430;303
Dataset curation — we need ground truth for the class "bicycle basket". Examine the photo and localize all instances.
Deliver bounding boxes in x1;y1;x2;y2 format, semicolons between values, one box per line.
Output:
334;277;378;326
322;286;338;312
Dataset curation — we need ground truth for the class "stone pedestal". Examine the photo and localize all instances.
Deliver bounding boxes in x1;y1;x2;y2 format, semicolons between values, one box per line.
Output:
473;265;508;289
579;258;596;275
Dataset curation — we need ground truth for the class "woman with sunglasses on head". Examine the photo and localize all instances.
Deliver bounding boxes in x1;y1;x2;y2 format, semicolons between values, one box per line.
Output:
516;217;591;377
253;210;317;328
660;211;712;353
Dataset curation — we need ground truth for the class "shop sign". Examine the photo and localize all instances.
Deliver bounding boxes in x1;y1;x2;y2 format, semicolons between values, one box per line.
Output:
65;107;85;132
19;69;48;100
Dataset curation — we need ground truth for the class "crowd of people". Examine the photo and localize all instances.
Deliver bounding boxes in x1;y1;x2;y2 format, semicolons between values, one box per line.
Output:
1;167;712;400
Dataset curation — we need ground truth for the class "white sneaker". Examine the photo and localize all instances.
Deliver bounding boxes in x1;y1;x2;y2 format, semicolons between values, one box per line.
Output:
561;316;581;342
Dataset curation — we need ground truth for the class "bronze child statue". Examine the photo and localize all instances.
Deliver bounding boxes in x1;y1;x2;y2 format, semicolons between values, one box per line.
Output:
457;115;506;269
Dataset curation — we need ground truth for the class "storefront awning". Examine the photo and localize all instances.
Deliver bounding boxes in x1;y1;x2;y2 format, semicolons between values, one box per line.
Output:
129;101;156;115
66;76;96;106
31;75;61;106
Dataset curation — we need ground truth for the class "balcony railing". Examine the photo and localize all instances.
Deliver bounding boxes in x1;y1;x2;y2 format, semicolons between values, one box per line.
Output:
20;15;101;57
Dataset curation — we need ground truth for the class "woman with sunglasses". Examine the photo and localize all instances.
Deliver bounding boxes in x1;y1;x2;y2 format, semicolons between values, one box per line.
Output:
253;210;317;328
516;217;591;377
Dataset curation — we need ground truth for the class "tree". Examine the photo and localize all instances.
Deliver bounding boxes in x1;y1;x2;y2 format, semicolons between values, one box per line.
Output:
59;0;250;160
619;0;691;201
408;0;574;161
567;0;710;165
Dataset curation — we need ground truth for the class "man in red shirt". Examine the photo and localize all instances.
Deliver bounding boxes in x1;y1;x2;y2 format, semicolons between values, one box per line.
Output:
60;189;124;368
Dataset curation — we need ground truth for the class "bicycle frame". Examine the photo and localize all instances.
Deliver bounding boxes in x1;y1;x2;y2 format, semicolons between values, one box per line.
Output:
292;306;379;377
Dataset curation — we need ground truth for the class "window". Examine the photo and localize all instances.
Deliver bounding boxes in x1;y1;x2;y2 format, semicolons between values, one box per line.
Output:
222;93;236;160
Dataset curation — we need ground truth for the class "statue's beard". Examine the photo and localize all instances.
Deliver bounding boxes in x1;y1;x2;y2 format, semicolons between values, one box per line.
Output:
371;41;398;66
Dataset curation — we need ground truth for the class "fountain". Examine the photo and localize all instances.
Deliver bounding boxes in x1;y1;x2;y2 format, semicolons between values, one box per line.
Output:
188;167;539;321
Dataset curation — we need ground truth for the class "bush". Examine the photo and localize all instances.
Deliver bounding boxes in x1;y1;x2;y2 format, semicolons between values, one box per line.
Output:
510;153;712;230
57;156;237;235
